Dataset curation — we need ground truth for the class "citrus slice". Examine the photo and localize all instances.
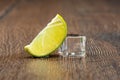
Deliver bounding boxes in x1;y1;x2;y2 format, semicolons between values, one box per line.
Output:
24;14;67;57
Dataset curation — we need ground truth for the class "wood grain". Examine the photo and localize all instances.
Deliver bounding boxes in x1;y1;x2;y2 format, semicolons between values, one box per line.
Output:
0;0;120;80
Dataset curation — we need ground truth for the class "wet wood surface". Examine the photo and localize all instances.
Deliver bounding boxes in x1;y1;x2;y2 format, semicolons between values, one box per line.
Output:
0;0;120;80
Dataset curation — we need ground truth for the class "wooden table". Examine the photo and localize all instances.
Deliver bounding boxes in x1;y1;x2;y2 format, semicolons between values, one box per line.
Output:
0;0;120;80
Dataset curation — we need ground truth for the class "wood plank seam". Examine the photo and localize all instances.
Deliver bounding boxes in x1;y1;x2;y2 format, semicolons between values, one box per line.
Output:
0;0;19;20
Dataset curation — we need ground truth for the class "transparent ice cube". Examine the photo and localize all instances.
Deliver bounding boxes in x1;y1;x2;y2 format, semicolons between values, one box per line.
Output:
58;35;86;58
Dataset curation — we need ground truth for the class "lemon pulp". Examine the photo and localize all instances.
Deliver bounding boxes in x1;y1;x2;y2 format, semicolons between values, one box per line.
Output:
24;14;67;57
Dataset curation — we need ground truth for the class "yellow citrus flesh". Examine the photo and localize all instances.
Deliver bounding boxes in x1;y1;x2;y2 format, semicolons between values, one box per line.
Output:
24;14;67;57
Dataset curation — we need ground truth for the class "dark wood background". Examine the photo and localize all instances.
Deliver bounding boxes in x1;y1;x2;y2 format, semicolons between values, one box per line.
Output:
0;0;120;80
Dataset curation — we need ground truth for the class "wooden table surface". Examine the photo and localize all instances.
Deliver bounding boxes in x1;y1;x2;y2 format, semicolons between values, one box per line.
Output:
0;0;120;80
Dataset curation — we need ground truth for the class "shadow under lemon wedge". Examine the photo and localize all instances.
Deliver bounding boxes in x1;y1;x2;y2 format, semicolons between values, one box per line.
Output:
24;14;67;57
